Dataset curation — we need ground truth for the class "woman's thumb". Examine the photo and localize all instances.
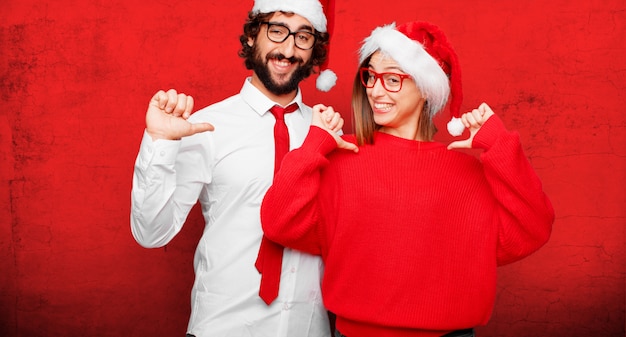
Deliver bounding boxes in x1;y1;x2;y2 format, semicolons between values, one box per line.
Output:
447;139;471;150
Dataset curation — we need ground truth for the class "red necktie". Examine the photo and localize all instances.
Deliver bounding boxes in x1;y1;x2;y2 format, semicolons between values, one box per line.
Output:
256;103;298;305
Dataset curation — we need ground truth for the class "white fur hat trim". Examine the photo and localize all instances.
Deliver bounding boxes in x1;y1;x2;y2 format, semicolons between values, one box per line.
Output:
359;23;449;118
252;0;327;32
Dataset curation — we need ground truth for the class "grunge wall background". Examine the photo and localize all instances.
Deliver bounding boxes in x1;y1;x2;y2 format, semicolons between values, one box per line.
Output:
1;0;624;336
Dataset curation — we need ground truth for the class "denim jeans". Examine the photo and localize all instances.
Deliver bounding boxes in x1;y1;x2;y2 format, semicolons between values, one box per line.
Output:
334;328;475;337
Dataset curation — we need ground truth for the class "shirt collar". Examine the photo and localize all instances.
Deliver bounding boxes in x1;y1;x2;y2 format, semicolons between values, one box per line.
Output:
240;77;304;116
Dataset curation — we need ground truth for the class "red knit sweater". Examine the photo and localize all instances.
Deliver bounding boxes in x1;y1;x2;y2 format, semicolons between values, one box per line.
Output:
261;116;554;337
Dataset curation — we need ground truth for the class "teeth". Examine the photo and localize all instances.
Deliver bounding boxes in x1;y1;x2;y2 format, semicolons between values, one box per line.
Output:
374;103;393;110
273;59;291;67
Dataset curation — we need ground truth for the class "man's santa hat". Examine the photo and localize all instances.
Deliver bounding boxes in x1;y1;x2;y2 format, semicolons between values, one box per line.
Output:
359;21;465;136
252;0;337;91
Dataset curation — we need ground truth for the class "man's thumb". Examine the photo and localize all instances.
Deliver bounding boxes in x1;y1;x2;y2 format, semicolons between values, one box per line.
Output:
190;122;215;134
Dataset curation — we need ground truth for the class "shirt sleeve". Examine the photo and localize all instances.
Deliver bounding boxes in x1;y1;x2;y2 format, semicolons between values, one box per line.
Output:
130;130;211;248
474;116;555;265
260;126;337;256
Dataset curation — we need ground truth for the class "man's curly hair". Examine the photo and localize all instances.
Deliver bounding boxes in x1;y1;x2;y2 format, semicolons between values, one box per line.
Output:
238;11;330;78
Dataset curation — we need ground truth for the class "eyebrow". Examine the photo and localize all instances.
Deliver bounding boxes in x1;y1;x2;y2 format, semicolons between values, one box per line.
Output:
367;64;406;73
268;21;315;33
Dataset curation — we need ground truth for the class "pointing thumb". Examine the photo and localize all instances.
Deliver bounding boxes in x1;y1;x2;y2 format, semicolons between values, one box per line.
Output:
447;139;471;150
190;122;215;135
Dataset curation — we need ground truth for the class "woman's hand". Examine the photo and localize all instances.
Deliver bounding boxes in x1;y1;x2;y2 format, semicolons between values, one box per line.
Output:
312;104;358;153
447;102;495;150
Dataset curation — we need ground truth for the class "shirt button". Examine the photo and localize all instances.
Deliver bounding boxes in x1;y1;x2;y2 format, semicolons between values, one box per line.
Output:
283;303;290;311
290;267;296;273
160;151;166;157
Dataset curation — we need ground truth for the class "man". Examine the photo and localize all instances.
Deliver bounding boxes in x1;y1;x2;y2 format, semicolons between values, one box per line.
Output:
130;1;336;336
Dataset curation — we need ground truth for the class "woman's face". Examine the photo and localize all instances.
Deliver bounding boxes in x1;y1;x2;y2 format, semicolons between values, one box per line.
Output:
365;51;426;140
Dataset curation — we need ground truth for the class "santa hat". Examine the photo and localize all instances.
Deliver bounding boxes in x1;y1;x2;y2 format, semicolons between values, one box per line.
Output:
359;22;465;136
252;0;337;91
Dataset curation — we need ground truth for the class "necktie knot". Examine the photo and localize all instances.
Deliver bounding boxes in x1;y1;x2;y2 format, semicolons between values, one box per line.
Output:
270;103;298;120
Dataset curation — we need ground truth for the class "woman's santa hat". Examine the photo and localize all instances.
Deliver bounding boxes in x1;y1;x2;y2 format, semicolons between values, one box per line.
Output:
359;21;465;136
252;0;337;91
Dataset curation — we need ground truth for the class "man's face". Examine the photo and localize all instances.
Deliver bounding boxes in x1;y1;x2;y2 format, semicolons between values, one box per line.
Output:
248;12;315;95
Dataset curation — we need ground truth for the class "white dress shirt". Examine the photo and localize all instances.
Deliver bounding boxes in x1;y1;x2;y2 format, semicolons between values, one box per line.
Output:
131;78;330;337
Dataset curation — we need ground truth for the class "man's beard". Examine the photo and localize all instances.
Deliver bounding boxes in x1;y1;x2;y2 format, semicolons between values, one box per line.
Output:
251;49;311;96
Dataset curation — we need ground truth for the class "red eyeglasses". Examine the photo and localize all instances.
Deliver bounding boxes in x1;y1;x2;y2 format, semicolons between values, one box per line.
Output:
359;68;412;92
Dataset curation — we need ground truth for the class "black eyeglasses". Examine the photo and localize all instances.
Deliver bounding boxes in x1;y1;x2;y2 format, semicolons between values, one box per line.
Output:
261;22;317;50
359;68;412;92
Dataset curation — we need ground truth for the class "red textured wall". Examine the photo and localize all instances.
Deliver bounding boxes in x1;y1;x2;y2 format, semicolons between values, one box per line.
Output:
1;1;624;336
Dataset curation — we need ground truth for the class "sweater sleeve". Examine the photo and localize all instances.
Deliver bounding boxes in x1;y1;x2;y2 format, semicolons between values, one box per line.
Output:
261;126;338;256
474;116;555;265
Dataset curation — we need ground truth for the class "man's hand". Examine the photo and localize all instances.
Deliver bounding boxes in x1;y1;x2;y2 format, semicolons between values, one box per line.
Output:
447;102;495;150
312;104;358;153
146;89;215;141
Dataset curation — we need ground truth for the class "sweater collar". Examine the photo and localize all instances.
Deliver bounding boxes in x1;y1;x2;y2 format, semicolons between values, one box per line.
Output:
373;131;443;151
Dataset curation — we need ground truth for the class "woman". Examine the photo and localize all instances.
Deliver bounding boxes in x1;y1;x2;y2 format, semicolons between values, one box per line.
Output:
260;21;554;337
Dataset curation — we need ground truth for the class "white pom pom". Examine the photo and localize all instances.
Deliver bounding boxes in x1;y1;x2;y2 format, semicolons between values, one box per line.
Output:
447;117;465;136
316;69;337;92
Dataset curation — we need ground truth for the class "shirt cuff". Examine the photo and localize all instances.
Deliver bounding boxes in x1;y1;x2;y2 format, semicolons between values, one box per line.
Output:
137;130;181;169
